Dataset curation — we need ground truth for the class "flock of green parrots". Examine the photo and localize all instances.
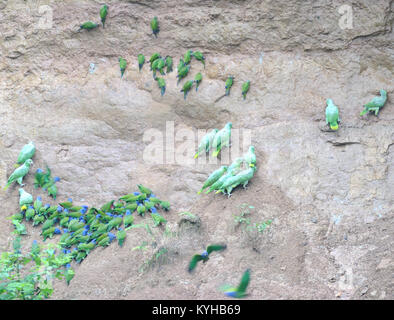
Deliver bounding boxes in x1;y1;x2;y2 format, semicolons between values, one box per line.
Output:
3;3;390;300
79;5;251;101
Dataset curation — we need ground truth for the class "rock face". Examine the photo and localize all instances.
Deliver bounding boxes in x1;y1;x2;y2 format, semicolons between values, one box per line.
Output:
0;0;393;300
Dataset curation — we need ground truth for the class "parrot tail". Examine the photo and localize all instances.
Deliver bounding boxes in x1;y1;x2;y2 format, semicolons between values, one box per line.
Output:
243;94;246;100
194;152;199;159
14;163;20;168
139;64;142;71
330;123;339;131
225;89;230;96
360;109;367;116
161;87;165;96
184;92;187;100
3;183;10;191
215;190;222;194
212;150;220;157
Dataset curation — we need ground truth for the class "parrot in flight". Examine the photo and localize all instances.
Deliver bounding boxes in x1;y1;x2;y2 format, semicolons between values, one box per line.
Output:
19;188;33;208
243;146;256;168
4;159;33;190
119;57;127;78
100;4;108;28
16;142;35;167
151;16;159;37
221;269;251;298
194;129;218;159
225;76;234;96
197;165;228;194
80;21;99;31
212;122;232;157
325;99;340;131
138;54;145;71
242;81;250;100
188;244;227;272
156;77;166;96
360;89;387;116
192;51;205;68
181;80;194;100
194;72;202;92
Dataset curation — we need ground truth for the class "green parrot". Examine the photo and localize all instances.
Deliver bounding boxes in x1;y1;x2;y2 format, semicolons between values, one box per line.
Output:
221;269;251;298
101;200;114;213
151;58;161;79
12;220;27;235
360;89;387;116
32;214;45;226
151;213;167;226
188;244;227;272
25;206;36;221
125;202;138;212
243;146;256;168
75;251;87;263
194;72;203;92
150;53;161;68
216;167;256;197
138;54;145;71
137;205;146;216
47;184;58;199
178;58;185;71
68;220;85;232
159;201;170;211
119;57;127;78
192;51;205;68
177;65;190;85
77;241;96;253
148;197;161;205
34;196;43;212
30;240;40;257
197;166;228;194
124;211;134;227
184;50;193;65
4;159;33;190
41;218;56;232
242;81;250;100
194;129;219;159
19;188;33;208
137;184;153;196
144;201;155;211
225;76;234;96
212;122;232;157
205;158;243;194
80;21;99;31
34;168;47;189
42;227;57;241
181;80;194;100
98;236;110;247
325;99;340;131
106;216;123;231
165;56;173;73
65;267;75;285
100;5;108;28
10;212;24;222
151;16;159;37
157;77;166;96
16;141;35;167
117;228;126;247
157;58;166;76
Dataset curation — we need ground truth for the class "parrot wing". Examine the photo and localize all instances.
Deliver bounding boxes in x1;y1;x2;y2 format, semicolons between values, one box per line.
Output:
207;244;227;255
188;254;205;272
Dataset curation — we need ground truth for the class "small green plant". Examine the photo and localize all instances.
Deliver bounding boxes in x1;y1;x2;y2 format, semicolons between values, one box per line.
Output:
139;247;168;273
233;204;272;234
233;203;254;227
0;237;65;300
